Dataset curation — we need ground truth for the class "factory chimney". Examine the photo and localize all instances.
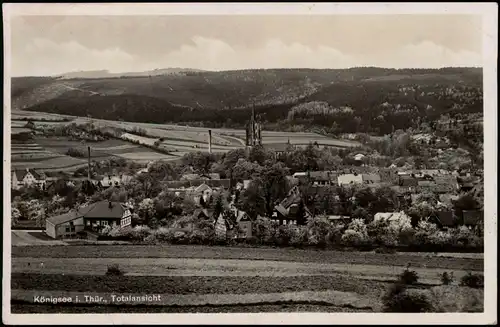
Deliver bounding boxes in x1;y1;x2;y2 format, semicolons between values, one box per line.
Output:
87;146;91;181
208;130;212;154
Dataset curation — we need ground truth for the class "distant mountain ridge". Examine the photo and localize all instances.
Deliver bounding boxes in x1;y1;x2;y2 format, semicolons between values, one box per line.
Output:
57;68;206;79
12;67;483;136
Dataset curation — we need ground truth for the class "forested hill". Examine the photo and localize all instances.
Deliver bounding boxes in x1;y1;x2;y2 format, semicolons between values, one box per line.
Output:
12;67;483;135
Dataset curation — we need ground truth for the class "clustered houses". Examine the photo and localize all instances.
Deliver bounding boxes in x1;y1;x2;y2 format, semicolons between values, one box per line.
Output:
36;164;482;240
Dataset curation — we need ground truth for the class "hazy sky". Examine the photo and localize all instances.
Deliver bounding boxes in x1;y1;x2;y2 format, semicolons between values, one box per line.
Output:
10;15;483;76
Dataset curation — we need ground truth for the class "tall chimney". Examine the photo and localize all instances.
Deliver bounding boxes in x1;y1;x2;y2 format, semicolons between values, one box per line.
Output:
87;146;91;181
208;130;212;154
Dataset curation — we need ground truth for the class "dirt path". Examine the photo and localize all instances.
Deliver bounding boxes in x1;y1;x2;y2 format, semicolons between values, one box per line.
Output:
11;257;480;285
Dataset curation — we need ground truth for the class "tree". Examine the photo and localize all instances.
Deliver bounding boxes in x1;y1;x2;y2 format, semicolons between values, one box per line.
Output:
296;199;308;226
248;145;272;166
148;161;177;181
137;198;157;226
11;207;21;226
232;158;262;181
254;162;290;218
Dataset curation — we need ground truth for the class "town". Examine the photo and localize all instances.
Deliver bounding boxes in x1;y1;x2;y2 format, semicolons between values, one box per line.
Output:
11;109;484;252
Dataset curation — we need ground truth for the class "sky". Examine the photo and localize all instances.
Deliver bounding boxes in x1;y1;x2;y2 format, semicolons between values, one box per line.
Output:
9;15;483;76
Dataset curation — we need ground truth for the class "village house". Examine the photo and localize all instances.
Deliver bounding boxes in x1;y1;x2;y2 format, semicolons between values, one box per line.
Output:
318;215;352;225
398;175;418;192
272;186;312;225
292;171;338;187
353;153;366;164
362;173;382;185
337;173;363;186
100;174;133;188
45;200;132;239
427;211;457;229
11;168;47;190
462;210;484;227
373;211;411;224
263;143;295;159
191;183;214;206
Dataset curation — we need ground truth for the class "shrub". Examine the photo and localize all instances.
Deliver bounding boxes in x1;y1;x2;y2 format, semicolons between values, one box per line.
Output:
290;226;308;248
399;268;419;285
341;218;369;246
130;225;152;241
382;283;433;312
109;226;133;238
325;223;344;247
155;227;174;243
459;272;484;288
172;231;188;244
253;217;277;245
106;264;124;276
341;229;367;247
428;285;484;312
440;272;454;285
306;217;330;248
143;233;158;245
276;225;294;246
66;147;86;158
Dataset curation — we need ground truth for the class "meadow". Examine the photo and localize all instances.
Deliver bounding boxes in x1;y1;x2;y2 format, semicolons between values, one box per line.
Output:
10;244;484;313
10;109;360;166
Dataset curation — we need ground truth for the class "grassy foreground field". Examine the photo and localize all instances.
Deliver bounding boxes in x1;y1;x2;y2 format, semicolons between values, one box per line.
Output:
10;245;483;313
11;245;484;271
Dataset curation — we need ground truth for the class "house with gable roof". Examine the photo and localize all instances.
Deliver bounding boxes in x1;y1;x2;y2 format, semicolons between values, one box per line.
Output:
11;168;47;190
45;200;132;239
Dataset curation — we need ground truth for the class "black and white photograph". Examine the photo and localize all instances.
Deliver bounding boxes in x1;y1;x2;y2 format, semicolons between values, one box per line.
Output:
2;3;497;325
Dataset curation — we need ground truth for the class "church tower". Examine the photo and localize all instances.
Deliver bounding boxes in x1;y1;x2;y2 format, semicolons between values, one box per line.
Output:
245;104;262;148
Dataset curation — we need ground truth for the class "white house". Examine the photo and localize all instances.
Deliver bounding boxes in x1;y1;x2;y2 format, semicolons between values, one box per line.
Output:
11;169;46;190
337;173;363;186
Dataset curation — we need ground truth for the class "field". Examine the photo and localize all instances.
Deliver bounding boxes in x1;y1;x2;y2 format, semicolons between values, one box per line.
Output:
10;244;483;313
10;109;360;164
10;134;180;171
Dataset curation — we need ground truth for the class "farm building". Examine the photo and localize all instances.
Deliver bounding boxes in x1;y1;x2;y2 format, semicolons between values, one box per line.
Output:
11;168;46;190
45;200;132;239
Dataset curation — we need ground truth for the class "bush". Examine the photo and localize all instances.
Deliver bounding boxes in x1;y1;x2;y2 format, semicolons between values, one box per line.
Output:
106;264;124;276
325;223;344;247
130;225;151;241
155;227;174;243
289;226;308;248
428;285;484;312
459;272;484;288
399;268;419;285
440;272;454;285
66;147;86;158
306;217;331;248
341;229;367;247
382;283;433;312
